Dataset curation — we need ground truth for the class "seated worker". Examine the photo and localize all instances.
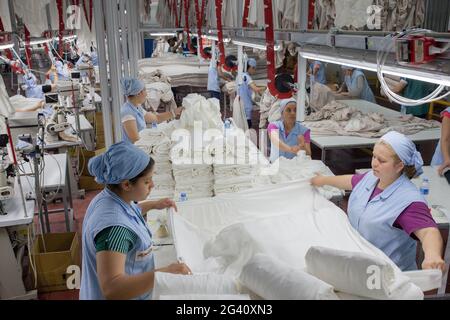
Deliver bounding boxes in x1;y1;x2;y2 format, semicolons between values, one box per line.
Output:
238;58;265;128
336;66;376;103
207;54;236;101
307;60;327;87
22;71;55;100
45;64;58;85
431;106;450;175
268;98;311;162
80;142;191;300
311;131;445;272
167;36;182;54
55;60;71;81
120;77;184;144
76;52;93;77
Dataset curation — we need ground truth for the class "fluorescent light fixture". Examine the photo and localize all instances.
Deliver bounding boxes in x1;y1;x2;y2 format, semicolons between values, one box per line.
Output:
28;38;52;45
202;34;231;43
299;51;450;87
232;39;282;51
0;43;14;50
150;32;176;37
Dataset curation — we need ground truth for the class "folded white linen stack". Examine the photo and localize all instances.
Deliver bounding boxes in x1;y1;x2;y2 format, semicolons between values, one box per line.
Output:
179;94;223;130
213;165;257;195
172;163;214;200
137;128;176;200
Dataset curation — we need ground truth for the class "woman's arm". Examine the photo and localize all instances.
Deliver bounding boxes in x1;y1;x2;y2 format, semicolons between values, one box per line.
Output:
414;227;445;271
96;251;191;300
250;82;265;94
122;120;140;143
298;135;311;156
310;174;353;191
438;117;450;175
138;199;178;214
269;130;301;154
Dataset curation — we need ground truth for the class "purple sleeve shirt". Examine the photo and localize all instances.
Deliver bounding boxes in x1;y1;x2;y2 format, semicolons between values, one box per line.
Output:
351;173;437;237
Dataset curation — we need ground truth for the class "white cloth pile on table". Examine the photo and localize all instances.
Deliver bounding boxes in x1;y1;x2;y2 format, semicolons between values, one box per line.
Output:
144;82;177;113
169;180;437;299
0;76;15;117
179;94;223;131
304;100;440;138
266;156;345;200
172;163;215;200
136;128;175;200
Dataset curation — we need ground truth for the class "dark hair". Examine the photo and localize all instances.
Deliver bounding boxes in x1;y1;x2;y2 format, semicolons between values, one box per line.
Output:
403;165;417;180
107;158;155;191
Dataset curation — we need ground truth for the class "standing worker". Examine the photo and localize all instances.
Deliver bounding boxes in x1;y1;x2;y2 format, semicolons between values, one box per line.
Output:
207;54;235;101
238;58;265;128
311;131;445;272
120;77;184;144
431;107;450;175
80;142;191;300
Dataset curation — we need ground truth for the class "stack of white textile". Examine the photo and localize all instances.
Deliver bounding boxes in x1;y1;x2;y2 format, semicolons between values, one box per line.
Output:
179;94;223;131
136;128;175;200
172;163;214;200
143;82;177;113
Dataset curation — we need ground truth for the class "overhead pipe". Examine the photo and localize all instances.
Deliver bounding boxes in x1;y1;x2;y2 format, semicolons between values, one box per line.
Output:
264;0;292;99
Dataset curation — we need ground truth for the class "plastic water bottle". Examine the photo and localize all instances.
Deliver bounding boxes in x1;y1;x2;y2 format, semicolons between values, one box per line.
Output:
419;178;430;206
151;122;157;129
224;119;231;130
400;106;407;115
179;192;187;202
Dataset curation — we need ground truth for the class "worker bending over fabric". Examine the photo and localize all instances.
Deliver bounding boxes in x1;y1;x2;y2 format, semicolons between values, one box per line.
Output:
238;58;265;128
336;66;376;103
311;131;445;272
121;77;183;144
22;71;54;100
268;98;311;162
80;142;191;300
307;60;327;87
207;55;235;101
431;107;450;175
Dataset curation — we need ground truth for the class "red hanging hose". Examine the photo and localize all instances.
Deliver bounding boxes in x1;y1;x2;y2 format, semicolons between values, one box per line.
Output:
178;0;184;29
183;0;195;53
242;0;251;28
264;0;292;99
24;25;32;69
194;0;210;59
57;0;65;58
214;0;225;67
171;0;179;28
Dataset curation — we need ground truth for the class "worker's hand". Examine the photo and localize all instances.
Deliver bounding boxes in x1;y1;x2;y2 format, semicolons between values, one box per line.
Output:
155;198;178;212
161;263;192;275
290;145;302;154
438;161;450;176
422;255;446;273
310;173;325;187
174;107;184;117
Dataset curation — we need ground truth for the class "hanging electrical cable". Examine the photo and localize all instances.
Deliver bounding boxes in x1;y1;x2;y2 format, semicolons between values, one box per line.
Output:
377;28;450;106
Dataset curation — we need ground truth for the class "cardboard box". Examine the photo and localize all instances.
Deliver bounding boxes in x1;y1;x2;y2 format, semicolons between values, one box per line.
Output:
79;175;104;191
31;232;81;293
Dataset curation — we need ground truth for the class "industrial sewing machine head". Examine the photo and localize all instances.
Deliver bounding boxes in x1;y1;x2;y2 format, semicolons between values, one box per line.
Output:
44;106;70;143
0;134;15;215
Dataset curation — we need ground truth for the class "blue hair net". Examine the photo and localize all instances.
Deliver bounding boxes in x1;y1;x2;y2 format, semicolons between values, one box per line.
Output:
120;77;145;96
380;131;424;176
88;141;151;185
24;72;37;88
279;98;297;114
247;58;257;69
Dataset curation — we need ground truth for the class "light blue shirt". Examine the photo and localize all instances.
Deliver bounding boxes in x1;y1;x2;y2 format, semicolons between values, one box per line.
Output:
269;120;310;162
120;101;147;144
431;106;450;166
348;171;426;271
80;188;155;300
238;72;253;120
207;65;220;93
24;73;44;99
309;61;326;86
345;69;376;103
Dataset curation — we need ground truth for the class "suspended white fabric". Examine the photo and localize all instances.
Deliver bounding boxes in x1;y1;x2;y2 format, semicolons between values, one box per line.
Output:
14;0;50;37
76;5;96;54
0;0;12;32
0;75;15;117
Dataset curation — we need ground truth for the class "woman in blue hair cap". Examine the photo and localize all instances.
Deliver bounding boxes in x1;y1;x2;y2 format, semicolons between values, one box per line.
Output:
80;142;191;300
120;77;184;144
311;131;445;272
268;98;311;162
336;66;376;103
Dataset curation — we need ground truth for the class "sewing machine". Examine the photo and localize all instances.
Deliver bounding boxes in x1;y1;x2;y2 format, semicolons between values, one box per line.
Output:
44;107;71;143
0;134;15;215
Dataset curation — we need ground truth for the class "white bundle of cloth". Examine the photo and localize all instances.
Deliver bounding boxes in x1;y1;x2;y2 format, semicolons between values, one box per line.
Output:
136;130;172;157
214;177;255;195
138;68;172;84
259;88;278;129
267;157;345;200
174;182;214;200
172;165;214;185
179;94;223;131
144;82;177;113
0;76;16;117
